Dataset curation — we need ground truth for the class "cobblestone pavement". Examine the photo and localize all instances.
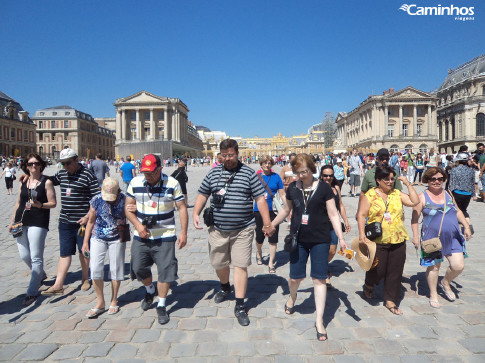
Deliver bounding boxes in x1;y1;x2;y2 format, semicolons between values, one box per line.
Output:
0;164;484;362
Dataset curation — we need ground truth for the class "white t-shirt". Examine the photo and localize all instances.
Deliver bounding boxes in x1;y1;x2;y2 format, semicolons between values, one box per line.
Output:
4;167;15;178
440;154;447;164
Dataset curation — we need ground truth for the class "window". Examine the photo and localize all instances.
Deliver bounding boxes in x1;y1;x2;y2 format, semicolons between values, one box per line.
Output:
144;111;150;121
445;121;449;140
405;144;413;152
64;120;69;128
158;111;164;120
131;128;136;140
439;122;443;141
387;124;394;137
39;112;44;116
38;121;43;129
390;144;399;153
52;112;57;116
419;144;428;154
51;120;56;128
451;118;456;139
130;112;136;121
65;111;70;116
403;124;408;136
388;107;395;116
39;146;43;155
417;106;424;116
482;85;485;95
11;128;15;138
403;107;409;116
477;113;485;136
417;123;422;136
24;130;28;140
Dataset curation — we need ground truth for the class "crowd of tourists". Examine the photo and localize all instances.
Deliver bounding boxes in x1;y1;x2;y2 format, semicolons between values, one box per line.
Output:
3;140;479;342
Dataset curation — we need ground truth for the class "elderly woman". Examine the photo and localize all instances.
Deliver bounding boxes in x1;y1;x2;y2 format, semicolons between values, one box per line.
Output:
333;159;345;190
271;154;347;341
171;162;189;206
8;154;56;306
1;162;16;194
357;165;419;315
82;178;128;317
449;153;475;229
254;155;286;273
412;167;471;308
320;165;350;287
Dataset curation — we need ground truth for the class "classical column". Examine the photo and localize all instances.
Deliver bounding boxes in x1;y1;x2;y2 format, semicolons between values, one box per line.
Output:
135;109;141;140
121;110;126;140
172;109;178;141
115;110;121;142
427;104;432;136
343;120;347;146
163;109;169;140
399;105;403;137
149;109;155;140
384;105;389;138
413;105;417;136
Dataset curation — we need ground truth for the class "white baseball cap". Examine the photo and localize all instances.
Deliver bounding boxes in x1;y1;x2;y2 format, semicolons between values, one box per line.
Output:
59;148;78;161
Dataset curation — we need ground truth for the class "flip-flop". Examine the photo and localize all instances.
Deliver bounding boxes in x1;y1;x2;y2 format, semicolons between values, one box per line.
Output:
429;299;440;309
385;305;403;315
256;257;263;265
268;266;276;274
439;281;456;301
86;307;106;318
108;305;120;315
284;294;297;315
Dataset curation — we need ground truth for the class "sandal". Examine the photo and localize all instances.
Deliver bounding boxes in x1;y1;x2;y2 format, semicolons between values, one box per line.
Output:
429;299;440;309
363;285;373;299
439;281;456;301
385;304;403;315
284;294;297;315
85;307;106;318
268;266;276;274
108;305;120;315
315;323;328;341
256;257;263;265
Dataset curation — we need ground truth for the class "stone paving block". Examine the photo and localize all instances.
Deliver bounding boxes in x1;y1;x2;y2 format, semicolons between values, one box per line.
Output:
353;327;382;339
43;331;83;344
206;317;234;330
458;338;485;354
258;317;284;329
128;316;154;329
132;328;161;343
194;306;218;317
178;318;207;330
274;356;306;363
169;343;198;358
108;343;138;358
241;357;272;363
0;330;23;343
197;341;227;356
400;355;432;363
49;344;86;360
15;343;58;361
192;330;219;343
169;307;194;318
136;341;170;358
400;339;437;354
427;354;466;362
49;317;82;331
254;341;286;356
311;340;344;355
284;340;313;355
105;328;136;342
373;339;405;355
226;341;255;356
16;329;51;343
332;356;366;363
83;342;115;357
79;330;109;343
211;357;241;363
344;340;375;354
248;328;273;340
408;326;439;339
366;356;400;363
151;316;180;330
160;329;188;342
0;343;26;361
82;358;111;363
99;318;131;330
76;317;105;331
117;360;146;363
459;324;485;338
460;313;485;325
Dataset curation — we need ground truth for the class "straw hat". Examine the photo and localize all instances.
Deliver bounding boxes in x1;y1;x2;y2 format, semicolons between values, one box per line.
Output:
351;237;377;271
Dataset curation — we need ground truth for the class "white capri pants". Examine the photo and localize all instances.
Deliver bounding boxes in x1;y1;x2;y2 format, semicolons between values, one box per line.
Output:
89;236;126;281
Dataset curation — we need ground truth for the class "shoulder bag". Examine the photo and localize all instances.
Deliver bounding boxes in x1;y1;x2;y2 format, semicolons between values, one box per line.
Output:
364;192;388;241
420;204;445;254
284;226;299;253
257;173;283;213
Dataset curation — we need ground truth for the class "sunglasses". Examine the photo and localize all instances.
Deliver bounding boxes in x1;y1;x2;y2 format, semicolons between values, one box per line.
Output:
27;162;41;167
322;174;334;178
429;177;444;182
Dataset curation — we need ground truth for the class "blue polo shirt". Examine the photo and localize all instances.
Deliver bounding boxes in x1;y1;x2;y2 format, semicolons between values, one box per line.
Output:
120;162;136;182
253;172;284;212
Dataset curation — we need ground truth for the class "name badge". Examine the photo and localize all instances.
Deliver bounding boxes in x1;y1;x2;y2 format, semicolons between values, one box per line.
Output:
301;214;309;225
217;188;226;196
25;202;31;210
146;200;157;208
66;188;72;196
384;212;392;222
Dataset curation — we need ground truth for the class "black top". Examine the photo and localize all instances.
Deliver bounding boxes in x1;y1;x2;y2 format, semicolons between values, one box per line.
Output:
171;168;188;194
15;177;50;229
286;180;334;244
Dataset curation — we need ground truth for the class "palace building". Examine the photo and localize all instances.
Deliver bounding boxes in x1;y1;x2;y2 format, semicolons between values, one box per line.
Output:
113;91;203;159
32;106;115;160
334;86;438;154
436;54;485;153
0;91;36;157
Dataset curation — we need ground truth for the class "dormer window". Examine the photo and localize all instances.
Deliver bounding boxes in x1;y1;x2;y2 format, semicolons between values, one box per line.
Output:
52;112;57;116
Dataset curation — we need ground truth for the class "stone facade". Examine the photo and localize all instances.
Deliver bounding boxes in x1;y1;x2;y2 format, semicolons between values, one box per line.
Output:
113;91;203;159
436;54;485;153
335;86;438;154
32;106;115;160
0;91;36;157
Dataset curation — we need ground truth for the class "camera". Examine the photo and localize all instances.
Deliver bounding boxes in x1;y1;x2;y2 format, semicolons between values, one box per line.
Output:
142;216;156;229
212;191;225;205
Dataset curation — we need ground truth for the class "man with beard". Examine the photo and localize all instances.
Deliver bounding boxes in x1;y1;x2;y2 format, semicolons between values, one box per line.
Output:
360;148;403;194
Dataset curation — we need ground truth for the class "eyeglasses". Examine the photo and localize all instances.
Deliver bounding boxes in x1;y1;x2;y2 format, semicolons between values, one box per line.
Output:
61;160;73;166
27;162;41;167
381;178;395;183
294;169;310;176
429;177;444;182
221;154;236;159
322;174;334;178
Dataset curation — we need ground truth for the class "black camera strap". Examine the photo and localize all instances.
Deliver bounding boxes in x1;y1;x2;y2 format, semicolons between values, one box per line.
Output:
141;178;163;220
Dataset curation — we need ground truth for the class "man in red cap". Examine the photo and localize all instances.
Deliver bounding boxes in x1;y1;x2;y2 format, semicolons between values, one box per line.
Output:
125;154;188;325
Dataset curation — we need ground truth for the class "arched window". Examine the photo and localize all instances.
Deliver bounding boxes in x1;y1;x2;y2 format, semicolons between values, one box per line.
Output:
390;144;399;153
39;146;44;156
477;113;485;136
405;144;413;152
451;117;456;139
419;144;428;154
52;145;56;158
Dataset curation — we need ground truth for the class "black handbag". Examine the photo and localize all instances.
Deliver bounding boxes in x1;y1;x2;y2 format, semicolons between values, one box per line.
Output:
117;223;131;242
203;206;214;227
284;226;300;253
364;195;388;241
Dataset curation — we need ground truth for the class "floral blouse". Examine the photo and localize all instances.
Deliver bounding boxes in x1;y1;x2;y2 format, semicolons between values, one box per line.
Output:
89;194;126;241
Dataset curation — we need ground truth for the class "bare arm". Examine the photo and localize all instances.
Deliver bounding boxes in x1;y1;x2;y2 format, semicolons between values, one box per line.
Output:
411;193;425;248
278;188;287;206
356;194;371;243
125;196;149;239
271;200;292;227
81;207;96;254
398;176;419;207
327;197;347;251
256;196;275;236
175;199;188;249
336;185;350;232
192;193;209;229
8;183;23;232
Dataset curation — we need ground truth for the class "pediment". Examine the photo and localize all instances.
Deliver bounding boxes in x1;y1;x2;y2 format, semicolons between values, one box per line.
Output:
386;87;432;100
116;91;168;105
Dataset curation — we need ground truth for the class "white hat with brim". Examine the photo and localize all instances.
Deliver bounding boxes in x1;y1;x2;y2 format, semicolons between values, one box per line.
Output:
351;237;377;271
59;148;78;161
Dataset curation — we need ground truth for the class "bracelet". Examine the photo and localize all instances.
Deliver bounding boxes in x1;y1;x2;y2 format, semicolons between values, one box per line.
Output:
264;225;272;228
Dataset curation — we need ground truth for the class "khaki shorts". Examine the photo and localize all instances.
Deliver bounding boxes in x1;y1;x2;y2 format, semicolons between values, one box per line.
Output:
208;225;255;270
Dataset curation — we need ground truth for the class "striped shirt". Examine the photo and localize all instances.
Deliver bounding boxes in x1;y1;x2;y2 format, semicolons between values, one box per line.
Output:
198;161;264;231
127;173;184;243
51;165;100;224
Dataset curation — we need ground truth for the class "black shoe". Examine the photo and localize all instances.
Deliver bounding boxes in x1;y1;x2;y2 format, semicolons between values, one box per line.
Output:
214;289;231;304
234;304;250;326
22;295;37;307
156;306;170;325
141;288;157;311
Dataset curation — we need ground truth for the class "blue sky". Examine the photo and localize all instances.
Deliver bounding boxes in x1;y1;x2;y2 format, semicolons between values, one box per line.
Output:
2;0;483;138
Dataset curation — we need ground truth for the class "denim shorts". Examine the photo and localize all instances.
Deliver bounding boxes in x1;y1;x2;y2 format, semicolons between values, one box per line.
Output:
481;175;485;192
289;242;330;280
330;229;338;246
59;222;85;257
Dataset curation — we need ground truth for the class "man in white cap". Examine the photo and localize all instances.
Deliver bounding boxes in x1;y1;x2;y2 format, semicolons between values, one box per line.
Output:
41;148;100;295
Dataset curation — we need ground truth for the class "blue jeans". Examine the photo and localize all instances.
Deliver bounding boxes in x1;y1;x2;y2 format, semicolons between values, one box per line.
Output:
17;226;48;296
289;242;330;280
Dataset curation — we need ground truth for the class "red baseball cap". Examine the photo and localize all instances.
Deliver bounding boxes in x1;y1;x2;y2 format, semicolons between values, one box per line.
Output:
140;154;161;172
